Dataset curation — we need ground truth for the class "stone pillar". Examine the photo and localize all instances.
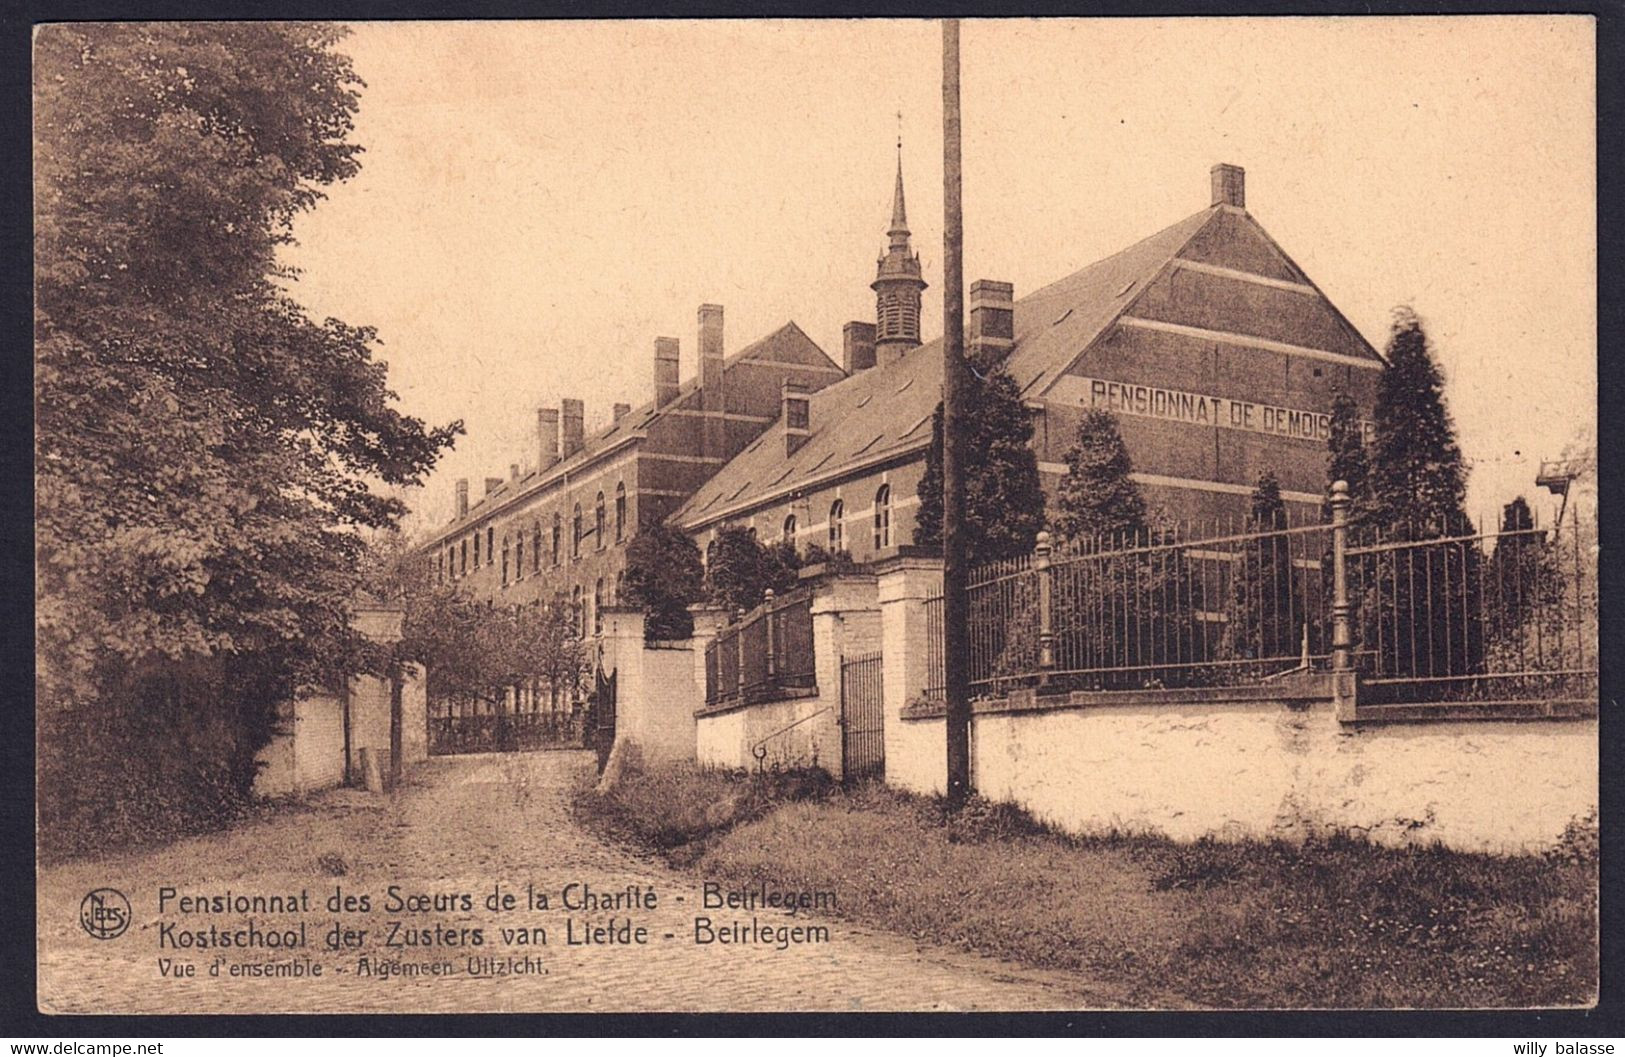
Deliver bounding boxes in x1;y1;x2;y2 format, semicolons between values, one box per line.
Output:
873;548;945;794
809;573;881;780
687;604;731;708
598;606;645;751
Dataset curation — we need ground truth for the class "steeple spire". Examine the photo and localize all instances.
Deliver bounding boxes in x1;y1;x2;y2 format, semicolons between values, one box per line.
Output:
889;136;909;240
872;125;927;366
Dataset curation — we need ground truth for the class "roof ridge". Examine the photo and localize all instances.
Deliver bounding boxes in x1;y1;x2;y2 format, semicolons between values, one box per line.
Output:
1021;205;1220;306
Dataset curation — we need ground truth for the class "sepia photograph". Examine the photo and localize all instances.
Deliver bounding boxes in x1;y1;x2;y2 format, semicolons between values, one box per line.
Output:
31;15;1600;1018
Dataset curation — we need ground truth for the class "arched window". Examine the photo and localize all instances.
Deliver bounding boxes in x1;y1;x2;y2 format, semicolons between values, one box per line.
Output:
532;521;541;573
486;526;494;566
552;514;562;566
615;483;627;542
571;585;584;638
615;569;625;606
595;491;606;549
783;513;797;543
501;534;510;585
873;485;891;550
828;500;845;553
513;532;523;580
460;538;468;575
572;504;583;559
594;578;605;635
473;531;481;568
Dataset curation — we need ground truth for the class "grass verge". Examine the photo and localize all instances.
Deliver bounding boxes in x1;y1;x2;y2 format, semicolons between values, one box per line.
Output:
573;761;1597;1009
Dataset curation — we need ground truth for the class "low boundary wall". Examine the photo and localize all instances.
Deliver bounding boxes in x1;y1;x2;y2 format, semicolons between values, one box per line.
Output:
691;574;881;779
872;550;1596;855
892;683;1596;854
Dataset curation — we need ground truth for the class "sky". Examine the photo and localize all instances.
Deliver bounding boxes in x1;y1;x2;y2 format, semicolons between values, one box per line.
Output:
281;17;1597;538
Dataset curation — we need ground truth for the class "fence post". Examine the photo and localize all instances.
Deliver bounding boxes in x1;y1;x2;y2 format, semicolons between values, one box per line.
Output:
763;588;777;682
1329;480;1358;720
736;608;748;700
1035;530;1055;684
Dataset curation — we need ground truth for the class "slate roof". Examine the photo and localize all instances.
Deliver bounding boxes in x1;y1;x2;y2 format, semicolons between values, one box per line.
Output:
674;204;1230;530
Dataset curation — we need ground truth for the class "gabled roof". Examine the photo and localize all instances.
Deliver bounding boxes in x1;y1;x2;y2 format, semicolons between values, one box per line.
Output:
433;320;836;542
674;205;1227;530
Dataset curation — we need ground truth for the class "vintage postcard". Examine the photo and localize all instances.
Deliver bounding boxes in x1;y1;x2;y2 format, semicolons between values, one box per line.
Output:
34;16;1598;1015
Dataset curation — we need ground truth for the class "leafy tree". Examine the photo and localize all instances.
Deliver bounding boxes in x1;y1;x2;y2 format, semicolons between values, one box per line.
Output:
1222;471;1302;672
704;525;802;614
762;538;804;592
799;542;856;574
397;586;588;718
34;24;458;838
1051;407;1148;545
621;522;704;641
915;361;1045;562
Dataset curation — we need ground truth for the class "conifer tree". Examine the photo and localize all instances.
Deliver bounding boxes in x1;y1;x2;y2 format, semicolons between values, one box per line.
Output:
1052;408;1148;546
1368;309;1471;538
1362;308;1483;686
915;361;1045;562
1321;389;1370;523
1224;471;1301;672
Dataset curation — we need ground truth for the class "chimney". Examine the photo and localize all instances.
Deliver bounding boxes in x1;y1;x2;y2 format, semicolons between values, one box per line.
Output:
843;321;877;374
613;402;631;424
509;463;520;482
969;280;1015;369
782;381;811;457
561;398;585;459
484;476;503;497
1211;163;1245;209
536;407;560;472
455;478;469;519
654;336;680;407
698;304;726;459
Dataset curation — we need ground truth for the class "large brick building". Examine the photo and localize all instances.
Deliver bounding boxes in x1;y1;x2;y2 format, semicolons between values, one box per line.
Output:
419;309;844;638
425;159;1382;618
676;162;1383;561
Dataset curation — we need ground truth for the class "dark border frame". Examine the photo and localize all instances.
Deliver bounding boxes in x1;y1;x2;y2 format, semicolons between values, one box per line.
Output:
3;0;1619;1038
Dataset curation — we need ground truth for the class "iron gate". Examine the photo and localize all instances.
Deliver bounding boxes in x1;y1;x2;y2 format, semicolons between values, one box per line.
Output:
839;651;884;782
586;664;617;773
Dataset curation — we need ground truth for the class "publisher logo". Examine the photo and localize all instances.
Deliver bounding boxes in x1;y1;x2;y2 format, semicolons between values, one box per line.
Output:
79;888;130;940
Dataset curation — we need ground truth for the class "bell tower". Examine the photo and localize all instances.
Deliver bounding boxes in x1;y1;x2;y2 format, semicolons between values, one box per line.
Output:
872;137;927;366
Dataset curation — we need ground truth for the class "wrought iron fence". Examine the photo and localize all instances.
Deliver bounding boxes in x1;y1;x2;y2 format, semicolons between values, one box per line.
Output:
928;512;1330;696
924;497;1596;708
428;709;585;755
704;587;816;707
1348;507;1597;707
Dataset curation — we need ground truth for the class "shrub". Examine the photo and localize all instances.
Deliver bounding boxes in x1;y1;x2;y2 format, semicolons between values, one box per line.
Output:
571;757;833;857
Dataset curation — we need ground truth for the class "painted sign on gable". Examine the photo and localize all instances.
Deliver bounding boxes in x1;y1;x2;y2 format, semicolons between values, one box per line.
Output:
1050;375;1374;444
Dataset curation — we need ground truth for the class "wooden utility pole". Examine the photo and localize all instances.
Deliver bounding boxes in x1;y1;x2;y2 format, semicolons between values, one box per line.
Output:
941;18;972;808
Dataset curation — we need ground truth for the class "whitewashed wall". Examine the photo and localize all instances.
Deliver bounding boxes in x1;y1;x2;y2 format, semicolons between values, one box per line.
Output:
891;702;1596;854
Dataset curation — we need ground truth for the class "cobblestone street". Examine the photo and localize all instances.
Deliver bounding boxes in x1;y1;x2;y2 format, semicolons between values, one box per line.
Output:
39;751;1113;1014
